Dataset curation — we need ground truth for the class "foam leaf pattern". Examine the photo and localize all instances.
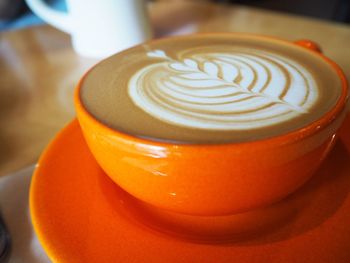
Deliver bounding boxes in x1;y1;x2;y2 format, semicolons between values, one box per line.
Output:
168;55;308;112
129;49;317;130
147;49;168;59
169;63;192;72
220;61;239;82
184;58;198;69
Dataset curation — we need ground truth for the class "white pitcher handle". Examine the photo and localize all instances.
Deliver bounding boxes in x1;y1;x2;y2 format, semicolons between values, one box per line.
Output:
25;0;72;33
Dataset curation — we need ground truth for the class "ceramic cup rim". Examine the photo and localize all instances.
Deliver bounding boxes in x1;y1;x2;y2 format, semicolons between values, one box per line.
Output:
75;32;349;149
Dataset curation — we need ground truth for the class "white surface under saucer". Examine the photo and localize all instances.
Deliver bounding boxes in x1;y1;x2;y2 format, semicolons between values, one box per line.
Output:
0;166;50;263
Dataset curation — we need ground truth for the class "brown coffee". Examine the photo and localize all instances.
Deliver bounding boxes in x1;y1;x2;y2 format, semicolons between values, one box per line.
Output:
80;34;342;143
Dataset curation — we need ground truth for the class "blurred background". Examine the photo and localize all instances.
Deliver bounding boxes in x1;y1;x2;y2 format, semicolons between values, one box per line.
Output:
1;0;350;31
216;0;350;22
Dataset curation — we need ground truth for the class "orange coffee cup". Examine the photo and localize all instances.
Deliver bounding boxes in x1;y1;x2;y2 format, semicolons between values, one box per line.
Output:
75;34;349;216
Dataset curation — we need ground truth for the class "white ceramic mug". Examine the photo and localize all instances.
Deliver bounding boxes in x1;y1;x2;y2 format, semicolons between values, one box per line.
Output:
25;0;153;58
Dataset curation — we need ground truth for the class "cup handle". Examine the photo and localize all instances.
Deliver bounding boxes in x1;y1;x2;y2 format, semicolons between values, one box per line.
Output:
25;0;72;33
294;40;322;53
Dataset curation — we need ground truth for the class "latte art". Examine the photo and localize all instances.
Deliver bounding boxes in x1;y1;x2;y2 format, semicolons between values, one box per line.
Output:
128;49;318;130
81;34;342;143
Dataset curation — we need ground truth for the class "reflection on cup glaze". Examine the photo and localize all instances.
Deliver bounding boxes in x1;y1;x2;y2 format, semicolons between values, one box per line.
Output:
128;48;318;130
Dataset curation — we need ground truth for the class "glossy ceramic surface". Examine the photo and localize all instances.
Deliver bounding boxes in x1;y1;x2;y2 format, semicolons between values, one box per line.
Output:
75;34;349;216
30;117;350;262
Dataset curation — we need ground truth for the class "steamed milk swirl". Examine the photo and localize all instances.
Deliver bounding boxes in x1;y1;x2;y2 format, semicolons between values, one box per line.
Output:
128;49;317;130
80;35;342;143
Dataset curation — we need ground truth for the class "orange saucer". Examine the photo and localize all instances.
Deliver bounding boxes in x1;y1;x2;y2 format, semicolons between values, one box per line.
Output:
30;118;350;262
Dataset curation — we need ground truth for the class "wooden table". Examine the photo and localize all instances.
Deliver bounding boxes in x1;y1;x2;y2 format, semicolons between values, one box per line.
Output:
1;1;350;176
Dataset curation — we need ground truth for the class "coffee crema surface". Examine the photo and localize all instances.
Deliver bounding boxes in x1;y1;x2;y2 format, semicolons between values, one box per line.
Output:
80;34;342;143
